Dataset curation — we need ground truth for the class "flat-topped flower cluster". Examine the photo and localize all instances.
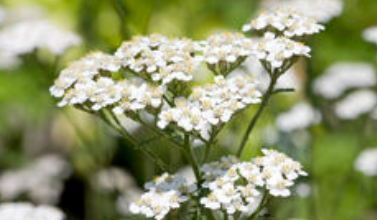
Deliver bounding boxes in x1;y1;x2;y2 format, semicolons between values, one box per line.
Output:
200;149;307;215
130;149;306;219
48;8;323;220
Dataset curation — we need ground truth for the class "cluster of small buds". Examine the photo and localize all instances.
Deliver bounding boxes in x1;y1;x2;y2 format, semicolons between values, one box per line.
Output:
130;173;196;220
157;74;262;139
0;202;65;220
197;32;253;73
200;149;307;215
201;155;239;187
115;34;201;85
254;32;311;69
50;52;164;113
242;8;325;38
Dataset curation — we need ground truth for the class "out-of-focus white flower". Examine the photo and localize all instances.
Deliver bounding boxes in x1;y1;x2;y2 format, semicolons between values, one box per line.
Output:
363;26;377;46
276;103;321;132
0;202;65;220
200;149;307;215
295;183;311;198
0;52;21;70
158;74;261;139
313;62;377;99
0;20;81;56
261;0;343;23
0;155;71;204
334;90;377;120
115;34;201;85
130;173;196;220
197;32;253;73
242;8;324;38
93;167;136;193
354;148;377;176
253;32;311;69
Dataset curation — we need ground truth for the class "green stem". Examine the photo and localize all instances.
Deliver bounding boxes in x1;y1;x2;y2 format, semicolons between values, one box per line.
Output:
98;110;169;171
184;134;201;183
236;73;279;158
247;191;269;220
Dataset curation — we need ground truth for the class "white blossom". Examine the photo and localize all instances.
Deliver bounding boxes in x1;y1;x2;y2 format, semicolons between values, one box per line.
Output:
197;32;253;72
130;173;196;220
0;155;71;205
354;148;377;176
313;62;377;99
50;52;164;113
115;34;201;84
0;20;81;57
276;103;321;132
253;32;311;69
0;203;65;220
260;0;343;23
242;8;324;38
334;90;377;120
200;149;306;215
158;74;261;139
363;26;377;46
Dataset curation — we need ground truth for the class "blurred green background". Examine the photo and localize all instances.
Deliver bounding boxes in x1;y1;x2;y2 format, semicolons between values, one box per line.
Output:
0;0;377;220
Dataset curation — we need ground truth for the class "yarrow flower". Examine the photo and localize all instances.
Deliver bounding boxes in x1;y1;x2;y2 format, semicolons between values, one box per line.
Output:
254;32;311;69
0;19;80;59
115;34;201;85
313;62;377;99
130;173;196;220
334;90;377;120
261;0;343;23
0;155;71;204
276;103;321;132
49;52;164;113
363;26;377;46
354;148;377;176
0;203;65;220
200;149;307;215
157;74;262;139
242;8;325;38
197;32;253;74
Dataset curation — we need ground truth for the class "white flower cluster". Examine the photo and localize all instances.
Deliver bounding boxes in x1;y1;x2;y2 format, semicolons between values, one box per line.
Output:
261;0;343;23
200;149;307;215
0;19;80;60
363;26;377;46
276;103;321;132
0;155;71;204
197;32;253;68
115;34;201;85
242;8;324;38
334;90;377;120
0;202;65;220
130;173;196;220
254;33;311;69
354;148;377;176
49;52;164;113
158;74;262;139
313;62;377;99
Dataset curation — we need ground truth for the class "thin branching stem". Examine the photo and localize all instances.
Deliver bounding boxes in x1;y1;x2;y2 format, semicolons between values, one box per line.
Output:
236;72;279;158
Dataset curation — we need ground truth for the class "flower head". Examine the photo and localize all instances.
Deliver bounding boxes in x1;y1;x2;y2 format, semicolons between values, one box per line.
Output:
242;8;324;38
